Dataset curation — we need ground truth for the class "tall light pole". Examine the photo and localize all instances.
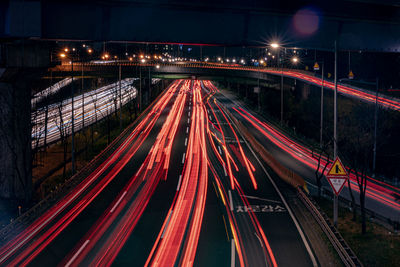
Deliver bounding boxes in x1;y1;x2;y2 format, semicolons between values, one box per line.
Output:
71;58;75;175
333;40;338;227
270;42;283;125
319;62;325;148
372;77;379;177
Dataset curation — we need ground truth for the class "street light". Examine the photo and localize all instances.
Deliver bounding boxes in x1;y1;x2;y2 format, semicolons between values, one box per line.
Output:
270;43;280;49
59;53;66;58
292;57;299;63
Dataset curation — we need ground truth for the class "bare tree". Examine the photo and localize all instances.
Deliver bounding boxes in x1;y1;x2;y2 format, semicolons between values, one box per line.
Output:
314;140;331;198
55;102;68;179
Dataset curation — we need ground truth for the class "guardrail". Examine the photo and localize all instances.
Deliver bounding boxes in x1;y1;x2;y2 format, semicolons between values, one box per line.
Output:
313;184;400;232
297;187;363;267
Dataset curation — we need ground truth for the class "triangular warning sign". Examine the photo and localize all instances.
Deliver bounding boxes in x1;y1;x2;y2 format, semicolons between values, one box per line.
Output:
327;157;348;177
327;177;347;196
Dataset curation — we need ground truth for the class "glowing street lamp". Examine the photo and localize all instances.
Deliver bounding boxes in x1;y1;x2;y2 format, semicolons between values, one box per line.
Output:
64;48;69;52
87;48;93;54
59;53;66;58
270;43;280;48
292;57;299;63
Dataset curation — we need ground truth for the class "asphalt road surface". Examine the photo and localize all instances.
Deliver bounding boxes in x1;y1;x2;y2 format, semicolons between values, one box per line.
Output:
0;79;316;266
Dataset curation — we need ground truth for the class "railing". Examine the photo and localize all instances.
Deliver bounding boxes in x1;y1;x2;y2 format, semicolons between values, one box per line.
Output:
297;187;363;267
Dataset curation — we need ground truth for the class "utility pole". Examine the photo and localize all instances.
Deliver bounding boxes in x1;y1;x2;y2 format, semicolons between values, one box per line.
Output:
148;66;151;102
139;66;142;112
320;62;324;148
81;63;84;130
258;69;261;112
372;77;379;176
333;40;338;227
280;49;284;125
71;60;75;175
119;64;122;132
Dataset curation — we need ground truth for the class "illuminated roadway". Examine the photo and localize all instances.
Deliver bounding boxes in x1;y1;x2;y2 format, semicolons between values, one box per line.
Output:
215;89;400;222
31;78;137;148
0;80;316;266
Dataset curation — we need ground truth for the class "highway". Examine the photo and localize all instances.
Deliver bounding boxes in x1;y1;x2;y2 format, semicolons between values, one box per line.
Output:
31;78;137;148
215;88;400;223
0;80;316;266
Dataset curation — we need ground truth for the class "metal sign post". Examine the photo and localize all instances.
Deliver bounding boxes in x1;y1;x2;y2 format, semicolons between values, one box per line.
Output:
326;157;348;227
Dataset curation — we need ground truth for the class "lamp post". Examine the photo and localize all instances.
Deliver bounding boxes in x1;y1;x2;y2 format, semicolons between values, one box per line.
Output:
333;40;338;227
372;77;379;177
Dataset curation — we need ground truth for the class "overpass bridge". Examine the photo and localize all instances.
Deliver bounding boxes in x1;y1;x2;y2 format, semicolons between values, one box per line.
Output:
51;61;400;111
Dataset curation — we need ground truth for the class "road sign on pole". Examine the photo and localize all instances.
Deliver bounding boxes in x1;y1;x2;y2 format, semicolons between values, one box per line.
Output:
326;157;348;196
326;156;348;227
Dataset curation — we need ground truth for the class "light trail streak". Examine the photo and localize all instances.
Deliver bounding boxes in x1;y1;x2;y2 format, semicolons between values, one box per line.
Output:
146;80;208;266
232;105;400;213
0;80;183;266
63;79;188;267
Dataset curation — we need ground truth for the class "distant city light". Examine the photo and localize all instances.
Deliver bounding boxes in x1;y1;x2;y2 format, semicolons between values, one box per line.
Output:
292;57;299;63
59;53;66;58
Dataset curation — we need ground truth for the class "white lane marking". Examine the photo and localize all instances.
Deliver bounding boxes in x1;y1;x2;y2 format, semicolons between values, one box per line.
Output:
110;191;127;213
223;165;227;177
189;106;191;110
241;195;282;204
161;210;173;239
228;190;234;211
182;153;186;164
209;115;212;120
184;138;188;146
231;239;235;267
230;110;319;267
187;118;190;124
65;239;90;267
218;146;222;155
212;124;215;129
254;232;263;248
186;127;189;133
188;111;190;116
176;175;182;191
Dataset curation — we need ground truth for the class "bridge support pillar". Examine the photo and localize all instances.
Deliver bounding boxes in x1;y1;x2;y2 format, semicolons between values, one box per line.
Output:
0;69;33;203
0;41;49;210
